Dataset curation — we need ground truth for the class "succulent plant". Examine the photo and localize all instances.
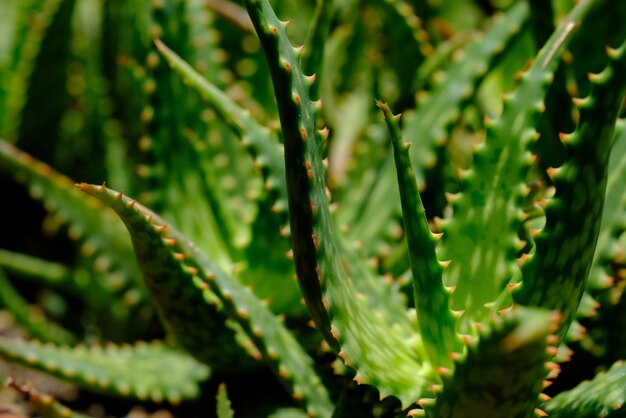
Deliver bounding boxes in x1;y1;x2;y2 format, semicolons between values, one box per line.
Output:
1;0;626;417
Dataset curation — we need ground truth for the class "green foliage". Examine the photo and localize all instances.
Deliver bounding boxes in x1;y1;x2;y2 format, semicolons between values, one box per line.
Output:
1;0;626;417
543;360;626;417
216;384;235;418
0;337;209;403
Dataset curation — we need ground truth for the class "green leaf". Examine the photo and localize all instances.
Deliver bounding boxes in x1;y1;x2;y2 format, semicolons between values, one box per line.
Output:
379;100;462;370
268;408;310;418
347;2;529;252
0;139;145;306
78;183;334;418
587;119;626;291
516;40;626;336
244;0;435;406
0;249;86;299
0;268;75;345
301;0;334;100
440;0;597;330
140;0;244;266
0;337;210;403
1;0;68;141
416;307;560;418
217;383;235;418
73;184;254;372
154;40;305;315
543;360;626;418
154;39;288;214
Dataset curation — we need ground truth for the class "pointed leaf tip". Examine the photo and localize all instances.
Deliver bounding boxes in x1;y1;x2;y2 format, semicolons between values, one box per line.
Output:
153;38;165;50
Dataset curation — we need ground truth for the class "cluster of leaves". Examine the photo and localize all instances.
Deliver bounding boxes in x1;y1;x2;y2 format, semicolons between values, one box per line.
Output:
1;0;626;417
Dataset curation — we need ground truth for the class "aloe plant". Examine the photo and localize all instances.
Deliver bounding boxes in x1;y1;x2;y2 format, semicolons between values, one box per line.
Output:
1;0;626;417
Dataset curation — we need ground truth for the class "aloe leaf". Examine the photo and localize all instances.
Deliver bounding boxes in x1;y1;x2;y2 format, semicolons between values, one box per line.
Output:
1;0;68;141
238;200;304;317
326;88;372;189
370;0;432;106
0;140;145;304
528;0;574;169
0;337;209;403
137;2;240;266
155;39;302;315
0;248;153;341
78;184;333;418
301;0;334;101
184;0;224;81
154;39;288;214
184;1;269;236
415;307;560;418
185;123;262;251
268;408;310;418
0;268;75;345
60;0;134;190
587;119;626;291
543;360;626;418
73;184;254;372
516;41;626;336
413;31;476;92
348;2;529;251
7;376;91;418
440;0;597;330
243;0;332;347
244;0;435;406
0;2;18;66
0;249;87;296
217;383;235;418
138;0;259;263
403;1;526;177
379;101;462;369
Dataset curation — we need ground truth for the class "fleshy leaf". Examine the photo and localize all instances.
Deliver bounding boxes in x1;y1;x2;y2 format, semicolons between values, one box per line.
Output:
154;40;304;315
346;2;529;252
73;184;255;371
0;268;75;345
379;100;462;369
1;0;67;141
154;39;287;214
301;0;334;100
516;40;626;336
543;360;626;418
0;249;103;302
417;307;560;418
0;139;144;305
440;0;597;330
216;383;235;418
587;119;626;291
140;0;246;265
0;337;210;403
244;0;435;406
78;184;334;418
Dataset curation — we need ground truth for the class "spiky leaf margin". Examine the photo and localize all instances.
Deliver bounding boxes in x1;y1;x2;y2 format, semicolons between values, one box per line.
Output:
244;0;435;406
0;337;209;403
78;184;333;418
516;40;626;336
543;360;626;417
